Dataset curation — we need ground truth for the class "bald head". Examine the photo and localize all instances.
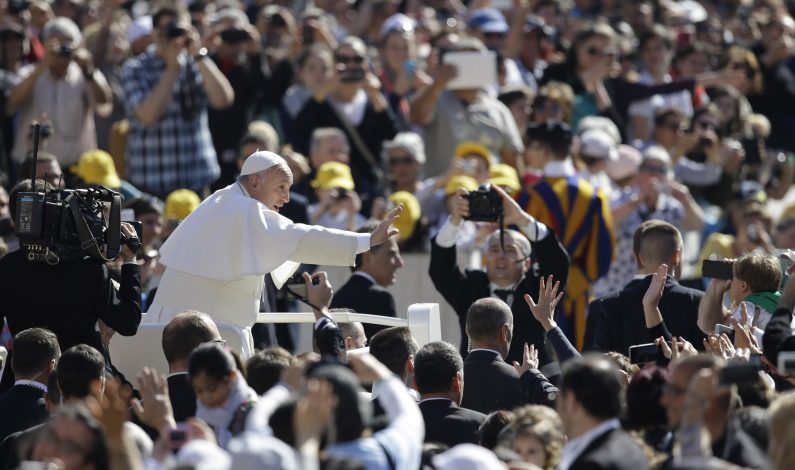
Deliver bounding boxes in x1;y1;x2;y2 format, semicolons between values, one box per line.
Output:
162;310;221;370
339;322;367;350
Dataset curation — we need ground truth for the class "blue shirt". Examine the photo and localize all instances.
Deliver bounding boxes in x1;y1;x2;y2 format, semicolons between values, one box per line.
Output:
120;50;219;196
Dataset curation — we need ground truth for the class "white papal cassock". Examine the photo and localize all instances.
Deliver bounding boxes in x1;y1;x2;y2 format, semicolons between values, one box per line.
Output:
144;182;370;347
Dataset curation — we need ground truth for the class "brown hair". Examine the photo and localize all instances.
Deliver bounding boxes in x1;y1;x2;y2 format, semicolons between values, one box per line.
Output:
632;220;683;268
733;251;782;293
510;405;565;470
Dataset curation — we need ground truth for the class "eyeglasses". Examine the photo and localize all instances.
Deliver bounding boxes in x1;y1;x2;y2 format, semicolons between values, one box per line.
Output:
336;54;364;64
389;155;415;166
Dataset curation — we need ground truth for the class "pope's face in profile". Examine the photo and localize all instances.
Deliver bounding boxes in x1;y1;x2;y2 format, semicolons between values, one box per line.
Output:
250;164;293;212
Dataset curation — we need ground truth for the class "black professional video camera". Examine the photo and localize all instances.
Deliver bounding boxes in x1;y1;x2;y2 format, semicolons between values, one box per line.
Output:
465;183;503;222
14;124;140;265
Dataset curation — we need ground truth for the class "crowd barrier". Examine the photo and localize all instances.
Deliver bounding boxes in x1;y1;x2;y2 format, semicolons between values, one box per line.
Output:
109;301;442;379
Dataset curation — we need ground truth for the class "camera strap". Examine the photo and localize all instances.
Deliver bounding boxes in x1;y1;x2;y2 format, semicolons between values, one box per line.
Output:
67;191;122;262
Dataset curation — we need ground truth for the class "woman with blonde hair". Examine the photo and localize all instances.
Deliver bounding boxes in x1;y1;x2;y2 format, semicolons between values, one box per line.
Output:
508;405;566;470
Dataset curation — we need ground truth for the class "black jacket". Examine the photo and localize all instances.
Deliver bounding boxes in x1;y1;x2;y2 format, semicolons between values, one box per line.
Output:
763;306;795;366
419;399;486;447
569;427;649;470
429;230;569;365
168;373;197;423
330;273;397;339
588;275;705;355
460;350;558;414
0;384;48;442
0;249;141;367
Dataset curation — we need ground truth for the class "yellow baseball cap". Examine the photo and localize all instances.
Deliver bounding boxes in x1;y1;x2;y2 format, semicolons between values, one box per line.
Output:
165;189;201;221
488;164;520;193
454;141;493;168
444;175;479;196
388;191;421;242
71;150;121;189
310;161;356;190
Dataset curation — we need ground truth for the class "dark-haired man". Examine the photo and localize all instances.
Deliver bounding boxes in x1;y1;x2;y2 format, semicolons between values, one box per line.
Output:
415;341;486;447
161;310;222;421
332;222;404;339
556;355;648;470
0;328;60;441
369;326;419;402
120;6;234;197
589;220;704;355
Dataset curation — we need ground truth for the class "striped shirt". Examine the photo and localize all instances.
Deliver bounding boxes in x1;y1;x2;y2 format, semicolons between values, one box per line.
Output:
120;50;219;196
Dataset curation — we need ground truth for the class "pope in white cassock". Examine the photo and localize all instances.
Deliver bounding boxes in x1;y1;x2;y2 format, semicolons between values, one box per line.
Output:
145;150;401;353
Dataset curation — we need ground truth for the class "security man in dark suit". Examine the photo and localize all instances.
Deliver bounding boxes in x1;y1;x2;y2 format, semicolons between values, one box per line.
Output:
461;298;559;414
0;328;59;442
556;355;649;470
331;222;403;339
414;341;487;447
429;184;569;367
0;179;141;391
587;220;706;355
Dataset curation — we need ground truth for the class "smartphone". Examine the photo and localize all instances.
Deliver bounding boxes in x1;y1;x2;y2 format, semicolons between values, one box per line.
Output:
714;323;735;343
719;363;760;385
120;208;136;222
653;181;672;195
702;259;734;280
749;353;763;368
333;188;348;200
778;351;795;375
302;25;315;45
741;137;763;165
629;342;665;364
169;423;192;450
220;28;248;44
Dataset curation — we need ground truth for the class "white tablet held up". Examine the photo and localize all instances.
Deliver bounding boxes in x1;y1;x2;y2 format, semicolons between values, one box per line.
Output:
442;51;497;90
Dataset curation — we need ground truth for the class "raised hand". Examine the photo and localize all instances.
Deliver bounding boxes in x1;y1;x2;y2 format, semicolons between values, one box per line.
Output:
370;204;401;247
348;353;391;385
449;188;471;225
512;343;539;376
524;275;563;331
131;367;175;431
492;184;527;227
642;264;668;310
293;378;338;447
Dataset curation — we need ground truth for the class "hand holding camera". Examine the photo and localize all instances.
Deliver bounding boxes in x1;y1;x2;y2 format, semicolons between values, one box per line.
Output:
303;271;333;314
72;47;95;78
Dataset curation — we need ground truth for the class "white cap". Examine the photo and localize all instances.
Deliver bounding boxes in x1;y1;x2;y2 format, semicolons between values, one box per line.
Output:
607;144;642;181
580;129;619;161
380;13;416;38
432;444;505;470
127;15;153;44
240;150;288;176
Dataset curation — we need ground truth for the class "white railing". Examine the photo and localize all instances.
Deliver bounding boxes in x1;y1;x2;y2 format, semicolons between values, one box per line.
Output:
110;303;441;379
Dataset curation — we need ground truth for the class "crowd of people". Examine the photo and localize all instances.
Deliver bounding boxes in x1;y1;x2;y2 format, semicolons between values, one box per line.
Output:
1;0;795;468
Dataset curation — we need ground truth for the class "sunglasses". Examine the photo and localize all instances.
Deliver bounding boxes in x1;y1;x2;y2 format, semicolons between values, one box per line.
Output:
639;163;669;175
336;54;364;64
586;46;616;58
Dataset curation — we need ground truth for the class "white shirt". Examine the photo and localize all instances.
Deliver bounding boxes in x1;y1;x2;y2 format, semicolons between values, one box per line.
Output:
558;418;621;470
543;159;577;178
435;216;548;249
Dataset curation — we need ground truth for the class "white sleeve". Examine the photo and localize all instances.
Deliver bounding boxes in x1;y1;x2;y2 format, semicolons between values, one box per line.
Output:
435;217;460;248
524;217;549;242
373;377;424;470
356;234;371;253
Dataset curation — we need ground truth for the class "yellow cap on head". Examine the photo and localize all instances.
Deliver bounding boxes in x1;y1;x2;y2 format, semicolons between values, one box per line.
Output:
165;189;201;221
454;141;493;168
388;191;421;241
311;162;356;190
488;163;520;193
444;175;479;196
71;150;121;189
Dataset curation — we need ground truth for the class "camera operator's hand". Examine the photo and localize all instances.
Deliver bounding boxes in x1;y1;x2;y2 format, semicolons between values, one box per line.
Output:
303;271;333;316
120;222;139;263
493;184;529;227
72;48;96;77
164;35;186;70
449;188;470;225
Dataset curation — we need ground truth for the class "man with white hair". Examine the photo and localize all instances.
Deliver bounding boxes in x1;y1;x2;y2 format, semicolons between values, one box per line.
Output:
8;16;112;165
147;150;401;356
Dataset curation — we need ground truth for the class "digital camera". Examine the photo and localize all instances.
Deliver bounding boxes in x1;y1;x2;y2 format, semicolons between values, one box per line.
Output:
465;184;503;222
